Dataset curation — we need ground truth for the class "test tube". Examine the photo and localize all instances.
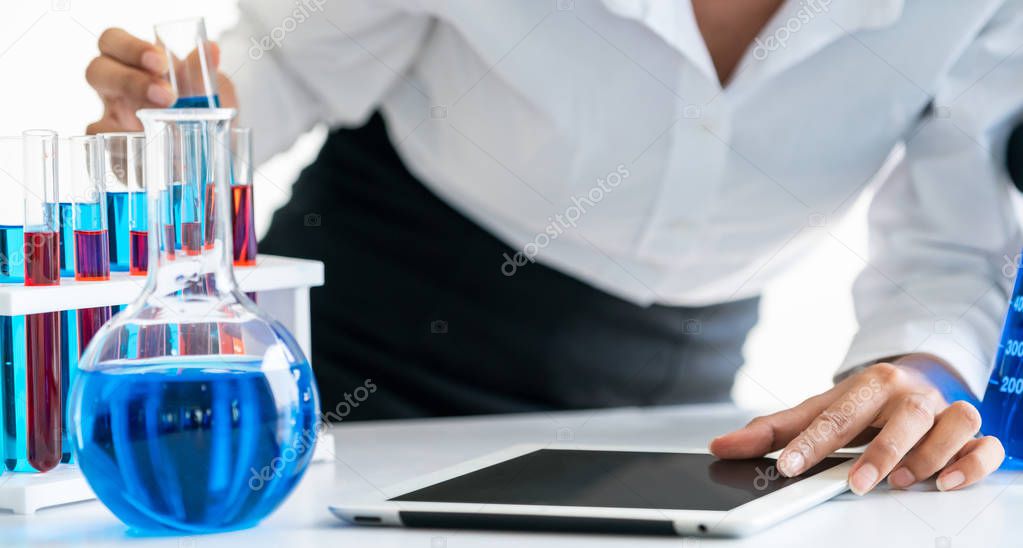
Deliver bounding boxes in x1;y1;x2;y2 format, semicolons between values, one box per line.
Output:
127;135;149;276
98;133;145;275
0;138;26;472
171;123;218;355
98;133;137;273
56;140;75;278
177;124;205;256
230;128;257;266
22;129;61;473
154;17;219;108
69;136;113;355
54;138;79;464
0;138;25;283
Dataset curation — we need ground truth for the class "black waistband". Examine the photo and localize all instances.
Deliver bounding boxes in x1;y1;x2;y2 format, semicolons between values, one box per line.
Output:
259;112;759;420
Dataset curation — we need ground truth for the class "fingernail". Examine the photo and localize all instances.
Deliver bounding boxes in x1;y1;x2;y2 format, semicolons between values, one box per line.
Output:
778;451;805;477
147;84;174;106
937;470;965;491
141;50;165;73
888;467;915;489
850;463;879;495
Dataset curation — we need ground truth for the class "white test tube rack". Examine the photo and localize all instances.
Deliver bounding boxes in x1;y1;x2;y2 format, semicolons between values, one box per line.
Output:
0;255;330;514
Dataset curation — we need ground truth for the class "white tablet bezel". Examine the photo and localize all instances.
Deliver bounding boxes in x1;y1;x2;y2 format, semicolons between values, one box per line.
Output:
329;443;855;537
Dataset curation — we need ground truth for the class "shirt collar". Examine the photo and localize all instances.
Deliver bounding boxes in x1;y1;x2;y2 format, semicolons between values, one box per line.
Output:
600;0;906;90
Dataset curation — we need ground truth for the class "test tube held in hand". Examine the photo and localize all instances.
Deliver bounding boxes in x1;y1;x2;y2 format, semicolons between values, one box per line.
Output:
154;17;220;108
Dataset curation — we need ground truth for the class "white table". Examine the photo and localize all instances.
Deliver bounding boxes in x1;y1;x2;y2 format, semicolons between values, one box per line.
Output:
0;404;1018;547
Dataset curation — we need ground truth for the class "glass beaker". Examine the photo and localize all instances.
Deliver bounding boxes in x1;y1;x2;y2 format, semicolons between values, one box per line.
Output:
154;17;219;108
982;251;1023;467
68;108;319;533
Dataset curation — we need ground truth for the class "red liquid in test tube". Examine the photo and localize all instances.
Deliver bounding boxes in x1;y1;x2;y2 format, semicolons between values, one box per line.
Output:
24;230;61;472
129;230;148;276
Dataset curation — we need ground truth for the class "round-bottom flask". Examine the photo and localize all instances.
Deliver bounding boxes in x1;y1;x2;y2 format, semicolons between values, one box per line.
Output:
69;108;320;533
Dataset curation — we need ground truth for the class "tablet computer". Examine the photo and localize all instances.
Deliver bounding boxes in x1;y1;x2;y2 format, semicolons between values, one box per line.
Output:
329;444;854;537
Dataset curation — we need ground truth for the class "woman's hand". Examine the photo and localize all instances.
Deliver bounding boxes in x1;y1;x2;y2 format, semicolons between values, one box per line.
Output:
710;360;1004;494
84;28;237;134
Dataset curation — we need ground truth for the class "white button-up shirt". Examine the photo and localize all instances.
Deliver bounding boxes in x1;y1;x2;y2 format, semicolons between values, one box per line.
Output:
219;0;1023;396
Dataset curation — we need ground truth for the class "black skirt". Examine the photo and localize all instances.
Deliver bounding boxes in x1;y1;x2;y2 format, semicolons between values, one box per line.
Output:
259;112;759;420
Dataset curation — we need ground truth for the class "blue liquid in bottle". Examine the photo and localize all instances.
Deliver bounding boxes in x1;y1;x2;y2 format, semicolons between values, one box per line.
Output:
71;356;318;532
981;252;1023;468
106;191;130;272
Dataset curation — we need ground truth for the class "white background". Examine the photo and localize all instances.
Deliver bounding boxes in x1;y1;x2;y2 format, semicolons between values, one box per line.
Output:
0;0;882;412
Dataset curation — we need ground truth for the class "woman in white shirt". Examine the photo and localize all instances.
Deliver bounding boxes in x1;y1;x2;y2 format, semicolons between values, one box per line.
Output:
85;0;1016;495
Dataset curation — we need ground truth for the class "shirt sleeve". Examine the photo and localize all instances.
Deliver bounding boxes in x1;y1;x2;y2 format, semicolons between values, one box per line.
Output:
217;0;433;164
838;1;1023;399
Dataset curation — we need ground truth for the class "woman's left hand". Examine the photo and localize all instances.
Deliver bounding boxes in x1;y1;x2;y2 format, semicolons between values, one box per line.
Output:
709;359;1004;494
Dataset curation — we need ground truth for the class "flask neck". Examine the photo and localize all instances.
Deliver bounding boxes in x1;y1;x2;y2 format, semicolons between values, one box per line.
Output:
137;111;240;304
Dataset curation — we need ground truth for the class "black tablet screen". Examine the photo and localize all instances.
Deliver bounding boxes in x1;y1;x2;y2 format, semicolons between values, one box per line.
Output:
391;449;851;511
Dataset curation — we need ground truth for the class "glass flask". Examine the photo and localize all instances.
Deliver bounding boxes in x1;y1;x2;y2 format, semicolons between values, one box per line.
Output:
982;250;1023;468
68;108;320;533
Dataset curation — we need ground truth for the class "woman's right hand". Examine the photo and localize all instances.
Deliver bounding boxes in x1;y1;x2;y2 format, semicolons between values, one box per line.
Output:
85;28;237;134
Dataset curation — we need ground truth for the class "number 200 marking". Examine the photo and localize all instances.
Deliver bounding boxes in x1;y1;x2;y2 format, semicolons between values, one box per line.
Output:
1001;376;1023;394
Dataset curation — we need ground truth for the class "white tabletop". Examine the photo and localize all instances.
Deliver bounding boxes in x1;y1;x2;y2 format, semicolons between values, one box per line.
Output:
1;404;1018;547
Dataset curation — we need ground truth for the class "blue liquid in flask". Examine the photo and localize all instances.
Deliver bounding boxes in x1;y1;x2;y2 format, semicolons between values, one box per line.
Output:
71;356;318;532
982;252;1023;468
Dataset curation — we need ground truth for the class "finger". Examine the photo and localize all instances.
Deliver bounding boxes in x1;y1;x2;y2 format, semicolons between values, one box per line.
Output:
86;118;121;135
98;27;167;74
935;436;1004;491
848;392;940;495
887;401;983;489
777;364;897;477
85;56;174;106
710;390;840;459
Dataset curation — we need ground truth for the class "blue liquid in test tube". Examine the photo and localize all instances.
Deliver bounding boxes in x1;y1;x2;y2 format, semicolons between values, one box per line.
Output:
0;225;23;283
0;226;25;471
57;202;75;278
173;95;220;108
107;191;130;272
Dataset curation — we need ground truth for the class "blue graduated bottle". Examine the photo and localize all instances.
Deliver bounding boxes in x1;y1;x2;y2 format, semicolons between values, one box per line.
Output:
981;250;1023;468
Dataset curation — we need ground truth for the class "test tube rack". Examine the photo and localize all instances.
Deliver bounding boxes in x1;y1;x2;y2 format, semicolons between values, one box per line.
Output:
0;254;329;514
